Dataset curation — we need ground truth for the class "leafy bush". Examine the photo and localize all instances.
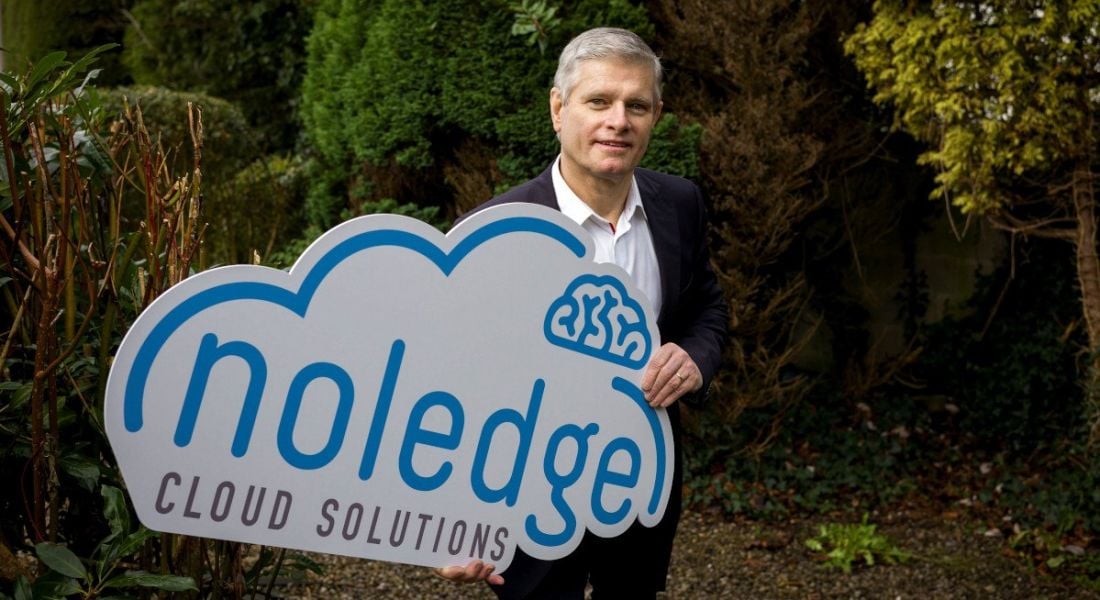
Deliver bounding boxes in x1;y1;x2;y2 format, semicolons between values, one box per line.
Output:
683;394;930;518
14;487;196;598
1;46;209;594
268;197;446;269
653;0;887;426
304;0;650;171
1;0;132;86
101;85;253;182
0;47;303;599
300;0;697;230
640;114;703;180
222;153;310;263
122;0;316;150
101;86;294;265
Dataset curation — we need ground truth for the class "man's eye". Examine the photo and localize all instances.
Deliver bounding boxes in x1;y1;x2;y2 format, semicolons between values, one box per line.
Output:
588;98;607;106
629;103;649;113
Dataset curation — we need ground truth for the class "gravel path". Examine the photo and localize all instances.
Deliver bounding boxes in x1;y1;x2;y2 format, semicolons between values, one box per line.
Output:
277;509;1095;598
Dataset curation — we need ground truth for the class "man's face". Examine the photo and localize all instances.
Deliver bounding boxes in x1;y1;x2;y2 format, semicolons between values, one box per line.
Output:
551;58;662;187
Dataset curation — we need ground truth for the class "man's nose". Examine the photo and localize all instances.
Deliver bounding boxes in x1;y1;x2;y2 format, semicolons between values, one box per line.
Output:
604;103;630;130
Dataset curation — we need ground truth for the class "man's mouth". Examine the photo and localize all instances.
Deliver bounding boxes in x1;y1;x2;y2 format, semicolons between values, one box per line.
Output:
596;140;631;149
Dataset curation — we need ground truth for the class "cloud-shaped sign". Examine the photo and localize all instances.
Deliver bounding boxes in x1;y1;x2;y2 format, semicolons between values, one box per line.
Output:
105;203;671;572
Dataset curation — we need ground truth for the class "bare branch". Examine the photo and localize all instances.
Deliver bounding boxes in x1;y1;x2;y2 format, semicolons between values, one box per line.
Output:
987;212;1077;240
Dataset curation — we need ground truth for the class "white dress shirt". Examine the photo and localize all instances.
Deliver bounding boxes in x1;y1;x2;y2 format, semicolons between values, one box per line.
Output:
551;156;663;316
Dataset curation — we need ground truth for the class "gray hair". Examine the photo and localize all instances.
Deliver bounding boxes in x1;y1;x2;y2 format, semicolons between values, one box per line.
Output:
553;27;662;103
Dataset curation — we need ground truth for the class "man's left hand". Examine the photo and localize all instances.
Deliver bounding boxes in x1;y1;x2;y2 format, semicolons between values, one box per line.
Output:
641;343;702;408
434;560;504;586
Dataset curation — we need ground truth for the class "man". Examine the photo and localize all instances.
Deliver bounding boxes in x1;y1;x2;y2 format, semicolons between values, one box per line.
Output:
442;27;727;598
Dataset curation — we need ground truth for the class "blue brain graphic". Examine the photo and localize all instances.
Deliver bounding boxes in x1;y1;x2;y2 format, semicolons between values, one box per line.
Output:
543;275;652;369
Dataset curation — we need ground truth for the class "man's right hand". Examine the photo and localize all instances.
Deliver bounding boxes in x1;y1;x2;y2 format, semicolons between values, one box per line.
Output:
434;559;505;585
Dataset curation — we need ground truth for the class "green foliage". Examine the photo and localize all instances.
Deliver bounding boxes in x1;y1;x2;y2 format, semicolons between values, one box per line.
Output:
302;157;350;231
303;0;604;170
122;0;316;149
845;0;1100;452
16;486;197;598
0;46;245;598
1005;510;1100;587
101;85;253;182
683;396;928;519
641;114;703;181
221;153;310;264
845;1;1099;214
1;1;131;86
979;443;1100;540
804;514;909;573
101;85;284;264
0;44;116;136
0;45;136;556
1;42;325;600
510;0;563;53
267;198;446;270
300;0;687;229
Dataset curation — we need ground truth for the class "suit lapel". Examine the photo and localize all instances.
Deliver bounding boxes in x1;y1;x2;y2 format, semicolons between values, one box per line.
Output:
636;171;680;326
528;167;560;210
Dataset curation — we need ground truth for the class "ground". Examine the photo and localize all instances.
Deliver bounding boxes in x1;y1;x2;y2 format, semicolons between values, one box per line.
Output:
277;507;1097;599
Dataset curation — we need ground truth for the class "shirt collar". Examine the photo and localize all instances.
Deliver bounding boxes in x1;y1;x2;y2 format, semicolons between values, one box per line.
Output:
551;155;646;229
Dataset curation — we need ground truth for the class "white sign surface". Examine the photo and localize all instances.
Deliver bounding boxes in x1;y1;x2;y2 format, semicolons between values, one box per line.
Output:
105;203;672;571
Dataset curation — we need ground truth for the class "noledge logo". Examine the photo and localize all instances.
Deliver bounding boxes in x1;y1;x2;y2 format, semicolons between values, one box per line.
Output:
105;204;672;571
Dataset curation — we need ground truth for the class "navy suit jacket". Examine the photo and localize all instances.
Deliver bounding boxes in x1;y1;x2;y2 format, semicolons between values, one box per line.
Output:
471;165;728;596
475;165;727;389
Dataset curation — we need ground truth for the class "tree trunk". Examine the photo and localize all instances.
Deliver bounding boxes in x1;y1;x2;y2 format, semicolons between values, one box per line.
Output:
1071;160;1100;441
1075;162;1100;353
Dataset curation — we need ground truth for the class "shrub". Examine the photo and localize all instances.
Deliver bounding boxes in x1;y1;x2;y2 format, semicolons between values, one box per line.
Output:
1;46;205;589
267;197;445;270
222;154;310;263
101;85;253;183
300;0;697;230
121;0;315;150
682;391;929;518
1;0;132;86
1;46;307;599
101;86;287;265
652;0;884;424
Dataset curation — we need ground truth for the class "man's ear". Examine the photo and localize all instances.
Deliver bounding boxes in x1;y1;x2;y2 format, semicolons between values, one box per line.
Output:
550;87;564;133
654;100;663;124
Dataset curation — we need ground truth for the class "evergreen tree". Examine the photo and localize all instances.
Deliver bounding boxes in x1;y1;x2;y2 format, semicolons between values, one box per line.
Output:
300;0;697;228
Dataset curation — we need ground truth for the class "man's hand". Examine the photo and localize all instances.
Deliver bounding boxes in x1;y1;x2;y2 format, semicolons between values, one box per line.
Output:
641;342;702;408
434;560;504;586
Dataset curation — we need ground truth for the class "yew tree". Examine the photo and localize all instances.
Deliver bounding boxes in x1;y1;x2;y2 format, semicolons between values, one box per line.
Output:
846;2;1100;416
